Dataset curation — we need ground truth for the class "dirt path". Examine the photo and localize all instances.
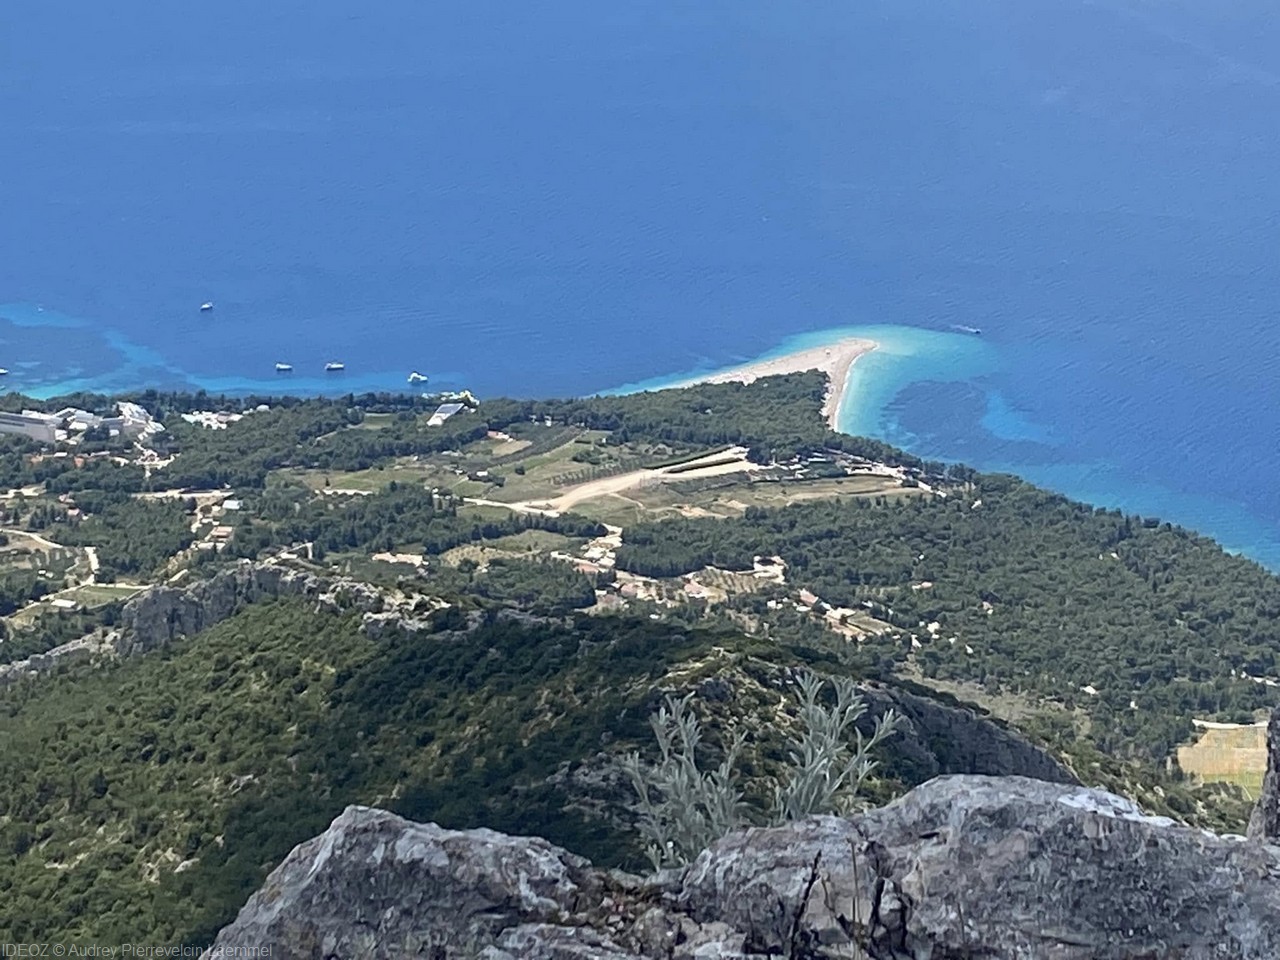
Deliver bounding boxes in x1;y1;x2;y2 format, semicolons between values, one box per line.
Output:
463;497;561;517
1;528;65;552
461;447;759;519
524;447;760;513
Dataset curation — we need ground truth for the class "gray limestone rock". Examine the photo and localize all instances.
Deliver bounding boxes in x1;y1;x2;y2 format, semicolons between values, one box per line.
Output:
858;684;1077;786
0;630;115;687
1248;707;1280;841
682;776;1280;958
115;561;357;657
208;775;1280;960
205;806;615;958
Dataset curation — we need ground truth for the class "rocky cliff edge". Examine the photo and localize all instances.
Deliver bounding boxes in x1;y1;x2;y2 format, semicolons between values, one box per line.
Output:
0;560;429;686
206;774;1280;960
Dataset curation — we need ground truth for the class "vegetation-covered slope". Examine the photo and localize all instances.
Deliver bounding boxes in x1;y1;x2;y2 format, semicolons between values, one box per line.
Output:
616;478;1280;760
0;600;749;943
1;375;1277;945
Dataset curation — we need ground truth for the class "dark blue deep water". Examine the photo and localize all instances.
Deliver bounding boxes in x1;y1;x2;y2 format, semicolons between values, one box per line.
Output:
3;0;1279;566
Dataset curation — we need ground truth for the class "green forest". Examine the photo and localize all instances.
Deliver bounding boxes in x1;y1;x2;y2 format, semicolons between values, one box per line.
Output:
0;600;787;943
616;478;1280;759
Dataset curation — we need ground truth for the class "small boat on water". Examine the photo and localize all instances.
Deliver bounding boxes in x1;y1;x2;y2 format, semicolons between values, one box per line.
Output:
200;302;214;312
0;369;9;376
324;361;345;372
407;371;428;383
275;362;293;373
951;324;982;335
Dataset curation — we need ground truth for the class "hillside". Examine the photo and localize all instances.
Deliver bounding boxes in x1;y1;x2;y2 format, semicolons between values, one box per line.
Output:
0;375;1275;943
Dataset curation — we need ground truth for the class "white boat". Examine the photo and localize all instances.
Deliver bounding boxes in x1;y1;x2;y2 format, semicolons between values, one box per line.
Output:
200;302;214;312
275;362;293;372
407;371;428;383
0;369;8;376
324;361;345;372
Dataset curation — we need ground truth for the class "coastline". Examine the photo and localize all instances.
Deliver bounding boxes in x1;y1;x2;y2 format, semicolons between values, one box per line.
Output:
668;337;878;430
7;292;1280;571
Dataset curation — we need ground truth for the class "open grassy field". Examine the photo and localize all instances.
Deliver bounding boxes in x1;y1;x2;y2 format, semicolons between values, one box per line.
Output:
555;495;651;528
354;412;395;430
1177;721;1269;799
558;473;909;524
475;435;648;503
284;460;458;494
62;583;148;606
689;474;912;509
282;428;655;503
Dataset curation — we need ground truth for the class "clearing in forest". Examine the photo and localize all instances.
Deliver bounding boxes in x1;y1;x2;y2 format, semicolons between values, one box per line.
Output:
1177;720;1269;799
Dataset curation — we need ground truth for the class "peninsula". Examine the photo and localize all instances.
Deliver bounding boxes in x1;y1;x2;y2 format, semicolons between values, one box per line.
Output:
670;336;877;429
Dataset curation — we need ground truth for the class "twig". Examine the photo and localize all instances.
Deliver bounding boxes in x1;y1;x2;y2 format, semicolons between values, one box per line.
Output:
788;850;823;958
848;838;865;959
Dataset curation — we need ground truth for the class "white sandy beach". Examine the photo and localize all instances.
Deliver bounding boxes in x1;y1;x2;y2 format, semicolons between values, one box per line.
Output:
672;337;877;429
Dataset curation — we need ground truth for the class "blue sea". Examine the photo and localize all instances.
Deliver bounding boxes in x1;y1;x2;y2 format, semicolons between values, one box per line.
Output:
3;0;1279;568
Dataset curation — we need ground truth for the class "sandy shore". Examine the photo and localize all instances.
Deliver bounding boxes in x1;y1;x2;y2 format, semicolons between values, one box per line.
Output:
670;337;877;429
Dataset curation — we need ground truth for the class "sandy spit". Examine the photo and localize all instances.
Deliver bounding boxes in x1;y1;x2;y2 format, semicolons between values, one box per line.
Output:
668;337;877;429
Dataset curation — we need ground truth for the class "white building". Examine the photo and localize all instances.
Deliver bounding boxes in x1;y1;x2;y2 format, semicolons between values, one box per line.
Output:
427;402;467;427
0;411;59;443
0;402;164;445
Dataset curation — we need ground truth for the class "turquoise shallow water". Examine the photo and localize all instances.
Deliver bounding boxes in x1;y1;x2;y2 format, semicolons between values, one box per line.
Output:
0;302;463;400
614;324;1280;572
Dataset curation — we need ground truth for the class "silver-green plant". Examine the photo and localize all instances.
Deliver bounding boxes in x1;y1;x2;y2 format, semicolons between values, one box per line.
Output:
619;692;748;871
621;672;901;871
771;672;901;824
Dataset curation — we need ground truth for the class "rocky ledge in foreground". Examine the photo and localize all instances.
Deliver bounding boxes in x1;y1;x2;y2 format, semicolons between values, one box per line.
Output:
206;774;1280;960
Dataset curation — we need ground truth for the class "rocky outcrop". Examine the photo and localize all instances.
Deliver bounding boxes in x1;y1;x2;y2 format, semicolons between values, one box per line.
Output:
1248;707;1280;841
208;775;1280;959
1;561;400;687
115;561;333;657
0;631;116;687
859;684;1076;786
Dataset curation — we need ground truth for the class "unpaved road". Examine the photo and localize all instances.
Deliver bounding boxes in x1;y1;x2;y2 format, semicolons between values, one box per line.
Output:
469;447;760;516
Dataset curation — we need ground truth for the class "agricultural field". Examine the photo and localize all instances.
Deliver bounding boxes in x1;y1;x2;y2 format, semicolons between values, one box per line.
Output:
1177;721;1269;799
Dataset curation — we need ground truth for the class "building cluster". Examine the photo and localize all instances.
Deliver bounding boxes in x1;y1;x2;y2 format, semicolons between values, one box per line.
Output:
0;402;164;445
180;404;271;430
191;497;242;553
180;410;245;430
550;526;623;575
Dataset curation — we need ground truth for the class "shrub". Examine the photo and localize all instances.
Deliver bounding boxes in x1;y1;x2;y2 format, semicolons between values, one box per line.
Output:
621;672;900;870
